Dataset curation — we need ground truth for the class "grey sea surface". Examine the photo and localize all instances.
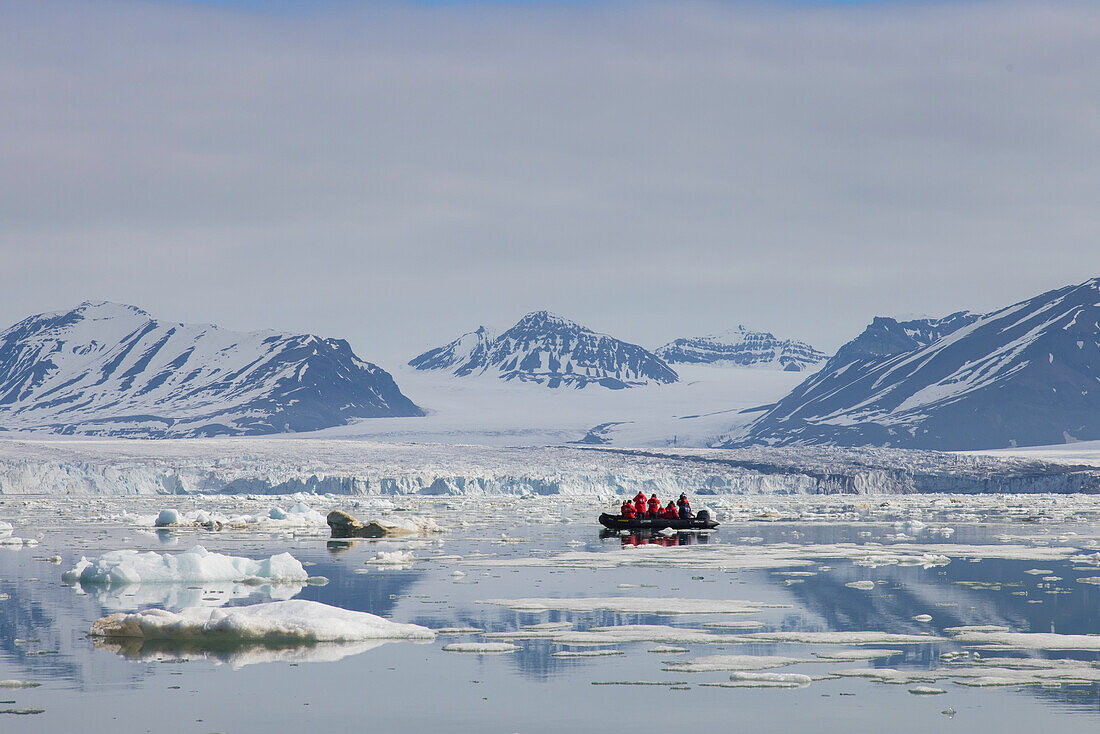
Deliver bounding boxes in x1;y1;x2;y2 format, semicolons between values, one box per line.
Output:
1;494;1100;733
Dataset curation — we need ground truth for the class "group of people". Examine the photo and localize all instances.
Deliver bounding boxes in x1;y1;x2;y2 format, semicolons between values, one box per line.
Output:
620;491;691;521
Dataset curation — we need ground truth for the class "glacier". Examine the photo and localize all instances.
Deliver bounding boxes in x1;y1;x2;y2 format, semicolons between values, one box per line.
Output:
1;436;1097;497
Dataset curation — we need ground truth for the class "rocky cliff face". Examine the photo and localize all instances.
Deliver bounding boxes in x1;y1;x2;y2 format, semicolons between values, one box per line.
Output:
657;326;826;372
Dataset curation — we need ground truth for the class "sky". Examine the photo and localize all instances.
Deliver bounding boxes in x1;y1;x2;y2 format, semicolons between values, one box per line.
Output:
1;0;1098;367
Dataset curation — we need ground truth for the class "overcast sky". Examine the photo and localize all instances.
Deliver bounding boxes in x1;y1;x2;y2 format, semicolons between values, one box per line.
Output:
1;0;1098;367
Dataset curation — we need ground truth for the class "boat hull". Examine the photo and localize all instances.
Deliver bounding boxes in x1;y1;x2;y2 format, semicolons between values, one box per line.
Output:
598;512;719;531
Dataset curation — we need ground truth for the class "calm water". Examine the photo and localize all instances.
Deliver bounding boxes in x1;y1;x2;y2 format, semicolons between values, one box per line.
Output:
1;495;1100;733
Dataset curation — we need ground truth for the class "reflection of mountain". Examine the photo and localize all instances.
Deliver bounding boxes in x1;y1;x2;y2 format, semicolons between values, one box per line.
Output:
0;558;125;688
288;558;422;618
782;555;1100;711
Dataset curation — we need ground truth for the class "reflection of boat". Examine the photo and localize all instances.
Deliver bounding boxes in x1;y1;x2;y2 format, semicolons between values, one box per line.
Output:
598;510;718;531
600;529;711;546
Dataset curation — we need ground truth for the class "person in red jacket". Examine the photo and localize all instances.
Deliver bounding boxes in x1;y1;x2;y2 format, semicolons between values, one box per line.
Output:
633;492;646;517
665;501;678;519
621;501;636;520
647;494;661;519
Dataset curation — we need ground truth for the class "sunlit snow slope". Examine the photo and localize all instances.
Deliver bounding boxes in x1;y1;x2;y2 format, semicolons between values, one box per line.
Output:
0;302;423;437
729;278;1100;450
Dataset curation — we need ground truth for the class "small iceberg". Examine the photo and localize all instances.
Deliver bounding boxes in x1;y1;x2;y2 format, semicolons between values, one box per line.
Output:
89;599;435;643
62;546;309;586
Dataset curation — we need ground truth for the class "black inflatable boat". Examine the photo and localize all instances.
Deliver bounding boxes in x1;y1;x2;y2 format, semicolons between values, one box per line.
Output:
598;510;718;531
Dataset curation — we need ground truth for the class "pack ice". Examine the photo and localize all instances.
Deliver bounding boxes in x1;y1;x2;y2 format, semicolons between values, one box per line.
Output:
62;546;309;586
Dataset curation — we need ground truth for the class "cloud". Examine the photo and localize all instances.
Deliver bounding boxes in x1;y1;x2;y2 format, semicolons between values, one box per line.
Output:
1;0;1098;363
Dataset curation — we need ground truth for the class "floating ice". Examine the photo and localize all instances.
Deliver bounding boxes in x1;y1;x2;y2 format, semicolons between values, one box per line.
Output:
442;643;519;653
62;546;309;586
552;650;624;658
948;630;1100;650
912;614;933;622
366;550;417;566
0;680;40;689
478;597;783;615
909;686;946;695
831;668;937;685
703;672;813;689
845;581;876;591
740;631;943;645
662;655;806;673
811;649;903;661
89;599;434;643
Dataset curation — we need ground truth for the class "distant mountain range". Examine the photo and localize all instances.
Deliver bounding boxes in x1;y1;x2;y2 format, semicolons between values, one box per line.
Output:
725;278;1100;450
656;326;826;371
410;310;678;389
0;301;423;437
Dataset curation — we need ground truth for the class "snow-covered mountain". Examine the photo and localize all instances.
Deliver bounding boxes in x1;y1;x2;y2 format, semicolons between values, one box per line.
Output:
656;326;826;372
0;301;423;437
828;311;978;366
408;326;494;376
409;311;678;389
725;278;1100;450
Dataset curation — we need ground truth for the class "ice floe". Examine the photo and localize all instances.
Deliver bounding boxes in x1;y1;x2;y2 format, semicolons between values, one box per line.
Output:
947;630;1100;650
62;546;309;586
89;599;435;643
703;672;813;689
478;597;786;615
442;642;519;653
811;649;903;661
662;655;806;673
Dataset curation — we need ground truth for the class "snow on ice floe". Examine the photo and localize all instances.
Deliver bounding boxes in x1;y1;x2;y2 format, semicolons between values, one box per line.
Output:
365;550;417;566
845;580;877;591
62;546;310;586
148;502;328;530
740;631;943;645
702;672;813;689
831;668;937;685
947;630;1100;650
478;597;788;615
89;599;435;643
811;649;903;661
0;680;40;689
662;655;807;673
442;642;519;654
909;686;946;695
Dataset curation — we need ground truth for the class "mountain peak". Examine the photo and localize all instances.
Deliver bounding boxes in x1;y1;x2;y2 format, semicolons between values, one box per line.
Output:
515;310;578;330
728;278;1100;450
68;301;154;321
657;326;825;372
0;303;422;437
411;312;677;389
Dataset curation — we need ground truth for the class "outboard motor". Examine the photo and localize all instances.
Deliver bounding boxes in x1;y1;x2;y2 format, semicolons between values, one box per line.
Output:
696;510;710;523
